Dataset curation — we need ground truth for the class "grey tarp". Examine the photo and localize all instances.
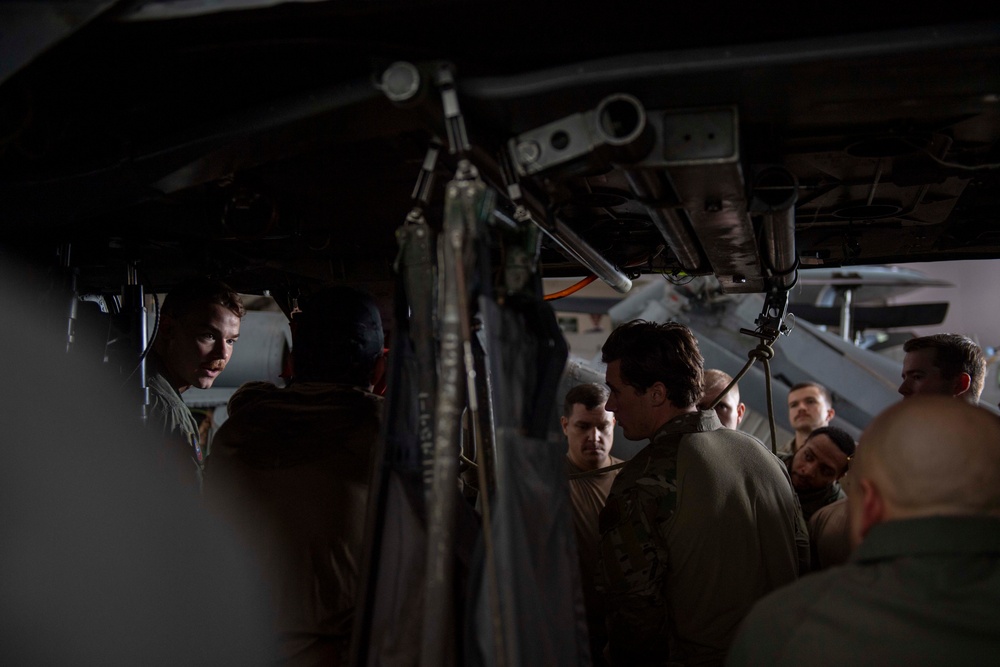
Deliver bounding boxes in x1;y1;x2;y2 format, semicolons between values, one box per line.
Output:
469;294;589;666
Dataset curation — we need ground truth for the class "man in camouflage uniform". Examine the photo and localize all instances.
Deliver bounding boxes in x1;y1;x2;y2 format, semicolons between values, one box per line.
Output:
598;321;801;666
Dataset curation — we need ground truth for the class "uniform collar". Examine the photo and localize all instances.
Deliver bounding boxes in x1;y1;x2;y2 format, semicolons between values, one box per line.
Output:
856;516;1000;562
652;409;721;441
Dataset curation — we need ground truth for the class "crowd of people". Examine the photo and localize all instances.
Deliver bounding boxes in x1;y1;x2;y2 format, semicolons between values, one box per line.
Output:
142;278;384;664
141;276;999;666
565;325;997;666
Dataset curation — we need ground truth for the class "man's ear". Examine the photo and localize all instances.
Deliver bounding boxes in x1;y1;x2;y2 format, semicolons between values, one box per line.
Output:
736;402;746;426
953;372;972;397
857;477;885;541
560;415;570;435
648;382;668;407
826;406;836;423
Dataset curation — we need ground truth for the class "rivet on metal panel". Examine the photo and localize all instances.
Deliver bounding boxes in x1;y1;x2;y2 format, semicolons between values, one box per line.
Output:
516;141;541;164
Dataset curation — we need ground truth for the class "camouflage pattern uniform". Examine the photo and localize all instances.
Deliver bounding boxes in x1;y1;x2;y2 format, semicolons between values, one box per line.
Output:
598;410;800;666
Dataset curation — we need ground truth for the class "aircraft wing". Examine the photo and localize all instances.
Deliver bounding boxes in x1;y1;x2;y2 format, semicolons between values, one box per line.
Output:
788;302;949;329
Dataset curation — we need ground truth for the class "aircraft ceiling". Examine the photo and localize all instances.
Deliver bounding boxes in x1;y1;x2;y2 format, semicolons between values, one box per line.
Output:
2;2;999;303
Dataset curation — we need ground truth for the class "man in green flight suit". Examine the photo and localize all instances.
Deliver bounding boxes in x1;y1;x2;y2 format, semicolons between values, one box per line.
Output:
597;320;800;666
147;276;244;488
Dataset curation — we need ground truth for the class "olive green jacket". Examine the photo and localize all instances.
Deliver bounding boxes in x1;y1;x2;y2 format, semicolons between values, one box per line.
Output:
727;516;1000;667
146;351;203;486
598;410;801;666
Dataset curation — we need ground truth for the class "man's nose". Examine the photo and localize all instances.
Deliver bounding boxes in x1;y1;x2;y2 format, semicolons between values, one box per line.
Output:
898;380;910;396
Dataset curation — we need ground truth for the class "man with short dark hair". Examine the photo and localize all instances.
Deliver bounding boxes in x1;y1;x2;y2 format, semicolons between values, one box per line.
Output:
148;276;245;484
563;382;617;473
562;382;620;667
205;285;385;666
782;381;835;455
899;333;986;404
781;426;855;521
728;396;1000;666
598;320;800;666
698;368;746;430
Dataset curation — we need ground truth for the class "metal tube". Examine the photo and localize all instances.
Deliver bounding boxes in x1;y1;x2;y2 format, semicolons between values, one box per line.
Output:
648;206;706;273
623;169;706;274
840;287;854;343
125;263;149;422
61;243;78;354
866;159;883;207
535;216;632;293
754;167;798;289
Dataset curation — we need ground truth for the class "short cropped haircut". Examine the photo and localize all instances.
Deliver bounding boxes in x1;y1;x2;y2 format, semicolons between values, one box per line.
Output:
601;320;703;408
903;333;986;402
702;368;739;406
806;425;856;471
292;285;384;386
789;381;832;406
161;277;245;320
703;369;735;392
563;382;610;418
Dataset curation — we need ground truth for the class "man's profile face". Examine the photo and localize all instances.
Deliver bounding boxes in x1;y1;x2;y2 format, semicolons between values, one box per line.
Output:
790;433;849;492
604;360;652;441
787;386;833;432
698;384;744;430
161;302;241;392
898;349;955;398
562;402;615;471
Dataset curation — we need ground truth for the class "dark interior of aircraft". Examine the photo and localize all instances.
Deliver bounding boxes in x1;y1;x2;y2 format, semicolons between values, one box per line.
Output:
3;3;1000;664
4;3;1000;315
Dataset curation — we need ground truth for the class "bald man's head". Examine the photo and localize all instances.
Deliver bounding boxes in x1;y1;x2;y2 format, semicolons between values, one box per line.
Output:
849;396;1000;546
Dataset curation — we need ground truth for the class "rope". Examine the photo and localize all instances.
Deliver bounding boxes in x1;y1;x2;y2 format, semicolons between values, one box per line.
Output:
748;341;779;455
707;337;780;454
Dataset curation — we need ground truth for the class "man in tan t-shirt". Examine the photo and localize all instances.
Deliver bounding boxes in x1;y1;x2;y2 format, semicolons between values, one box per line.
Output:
563;382;621;667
